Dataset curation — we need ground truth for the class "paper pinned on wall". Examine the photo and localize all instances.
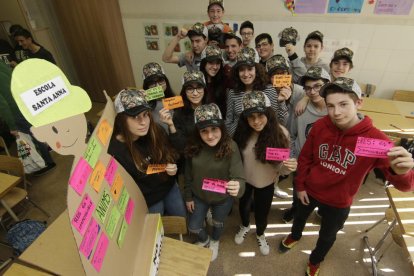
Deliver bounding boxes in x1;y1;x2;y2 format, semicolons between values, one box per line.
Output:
295;0;327;14
327;0;363;14
320;39;359;62
374;0;414;15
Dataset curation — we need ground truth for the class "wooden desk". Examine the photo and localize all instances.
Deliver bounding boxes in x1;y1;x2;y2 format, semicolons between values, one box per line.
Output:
361;111;414;133
18;210;211;276
393;100;414;119
0;172;22;221
361;97;402;115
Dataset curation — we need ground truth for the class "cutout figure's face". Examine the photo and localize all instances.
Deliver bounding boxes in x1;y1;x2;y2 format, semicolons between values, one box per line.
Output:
31;114;88;156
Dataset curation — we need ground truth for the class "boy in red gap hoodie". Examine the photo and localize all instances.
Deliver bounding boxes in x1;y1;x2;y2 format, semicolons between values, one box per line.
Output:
278;77;414;276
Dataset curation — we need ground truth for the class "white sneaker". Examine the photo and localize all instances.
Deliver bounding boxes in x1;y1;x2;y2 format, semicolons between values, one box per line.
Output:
194;236;210;247
274;185;288;199
234;225;250;244
209;240;219;261
206;208;213;226
256;234;270;255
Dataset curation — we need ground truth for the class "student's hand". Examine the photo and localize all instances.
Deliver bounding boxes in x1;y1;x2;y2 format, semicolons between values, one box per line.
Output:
285;43;295;57
388;146;414;175
186;201;195;213
185;51;194;64
278;86;292;102
177;28;188;40
281;158;298;174
297;190;310;205
165;163;178;176
159;108;174;126
295;96;309;116
226;180;240;197
10;130;19;137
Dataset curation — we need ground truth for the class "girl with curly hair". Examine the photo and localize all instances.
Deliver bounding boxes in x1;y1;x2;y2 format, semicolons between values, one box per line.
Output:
184;103;245;261
233;91;297;255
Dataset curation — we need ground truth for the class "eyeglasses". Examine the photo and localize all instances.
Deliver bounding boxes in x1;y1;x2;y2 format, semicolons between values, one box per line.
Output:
148;79;166;88
304;83;324;93
241;32;253;37
186;86;204;94
256;42;270;49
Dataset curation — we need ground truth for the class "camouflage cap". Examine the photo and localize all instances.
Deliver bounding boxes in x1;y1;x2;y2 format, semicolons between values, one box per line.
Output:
234;47;257;69
305;30;324;44
208;0;224;10
114;89;152;116
182;70;206;87
332;47;354;63
194;103;223;129
319;77;362;99
207;25;223;43
242;90;271;116
188;22;208;38
279;27;299;47
202;45;223;62
142;62;165;82
223;30;242;44
266;54;290;76
299;66;331;86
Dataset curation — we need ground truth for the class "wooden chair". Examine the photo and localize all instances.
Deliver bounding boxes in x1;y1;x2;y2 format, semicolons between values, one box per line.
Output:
161;216;187;241
0;136;10;156
359;83;377;98
0;155;49;229
392;90;414;102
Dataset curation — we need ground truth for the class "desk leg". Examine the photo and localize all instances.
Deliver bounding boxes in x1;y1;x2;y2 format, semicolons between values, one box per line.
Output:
0;199;20;221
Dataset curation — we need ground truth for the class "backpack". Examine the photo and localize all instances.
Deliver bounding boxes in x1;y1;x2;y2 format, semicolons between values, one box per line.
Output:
6;220;46;255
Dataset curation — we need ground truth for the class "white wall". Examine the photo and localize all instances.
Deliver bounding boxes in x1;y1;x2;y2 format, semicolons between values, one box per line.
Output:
119;0;414;98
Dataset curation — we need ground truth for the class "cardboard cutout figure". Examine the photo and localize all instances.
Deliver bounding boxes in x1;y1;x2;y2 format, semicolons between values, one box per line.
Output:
11;59;163;275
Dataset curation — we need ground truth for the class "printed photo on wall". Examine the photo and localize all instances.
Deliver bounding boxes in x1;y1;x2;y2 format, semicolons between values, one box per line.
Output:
163;24;179;37
145;38;159;51
327;0;363;14
144;23;159;36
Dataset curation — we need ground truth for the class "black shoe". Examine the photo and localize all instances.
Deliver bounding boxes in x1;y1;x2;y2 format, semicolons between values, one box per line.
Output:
282;208;294;223
33;163;56;176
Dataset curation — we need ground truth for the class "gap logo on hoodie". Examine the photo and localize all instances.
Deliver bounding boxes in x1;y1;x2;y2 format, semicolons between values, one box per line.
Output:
319;144;356;175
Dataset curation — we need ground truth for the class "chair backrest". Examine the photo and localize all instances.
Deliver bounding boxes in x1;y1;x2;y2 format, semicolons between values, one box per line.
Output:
0;155;25;189
393;90;414;102
359;83;377;98
0;136;10;156
161;216;187;241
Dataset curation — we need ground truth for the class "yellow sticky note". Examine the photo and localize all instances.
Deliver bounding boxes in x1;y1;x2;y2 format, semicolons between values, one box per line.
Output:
83;137;102;168
273;74;292;88
117;219;128;248
106;206;121;239
110;173;123;201
146;164;167;174
90;161;106;192
118;187;130;215
97;119;113;146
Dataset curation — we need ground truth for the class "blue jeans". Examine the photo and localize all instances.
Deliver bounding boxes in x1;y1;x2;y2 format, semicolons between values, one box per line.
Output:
148;184;186;217
188;196;233;242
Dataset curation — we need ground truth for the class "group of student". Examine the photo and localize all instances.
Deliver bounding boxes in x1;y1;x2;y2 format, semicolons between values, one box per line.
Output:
107;1;414;275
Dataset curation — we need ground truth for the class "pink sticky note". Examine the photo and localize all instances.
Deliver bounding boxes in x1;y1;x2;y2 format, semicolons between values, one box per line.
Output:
91;233;109;272
69;157;93;195
104;157;118;186
202;178;227;194
80;218;100;259
125;198;135;225
265;147;290;161
355;137;394;158
71;194;95;236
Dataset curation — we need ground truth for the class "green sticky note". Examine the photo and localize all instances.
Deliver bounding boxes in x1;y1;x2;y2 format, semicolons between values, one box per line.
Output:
117;219;128;248
145;86;165;101
83;137;101;168
106;206;121;239
118;188;130;215
95;189;113;224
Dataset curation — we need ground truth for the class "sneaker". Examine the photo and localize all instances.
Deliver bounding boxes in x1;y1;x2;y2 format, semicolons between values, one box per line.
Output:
278;234;298;253
256;234;270;255
306;261;320;276
194;236;210;247
209;240;219;261
33;163;56;176
274;185;288;199
206;209;213;226
282;208;294;223
234;225;250;245
315;209;322;218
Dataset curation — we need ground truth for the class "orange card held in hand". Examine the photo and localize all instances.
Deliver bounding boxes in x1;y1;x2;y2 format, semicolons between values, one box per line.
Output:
162;96;184;110
273;74;292;88
146;164;167;174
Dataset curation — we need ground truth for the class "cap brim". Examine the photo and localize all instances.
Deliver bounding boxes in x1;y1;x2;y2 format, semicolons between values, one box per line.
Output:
144;73;166;83
243;107;266;116
234;60;255;71
123;105;152;116
204;55;222;62
299;75;328;87
184;80;206;88
319;83;353;98
188;30;206;38
268;67;289;76
196;119;222;129
332;56;353;64
208;3;224;10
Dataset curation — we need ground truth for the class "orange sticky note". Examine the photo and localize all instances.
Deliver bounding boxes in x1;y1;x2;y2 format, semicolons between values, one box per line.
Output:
110;173;123;201
273;74;292;88
146;164;167;174
90;161;106;192
97;119;113;146
162;96;184;110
